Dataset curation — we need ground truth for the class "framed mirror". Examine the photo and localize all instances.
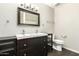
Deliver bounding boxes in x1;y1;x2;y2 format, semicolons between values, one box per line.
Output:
17;7;40;26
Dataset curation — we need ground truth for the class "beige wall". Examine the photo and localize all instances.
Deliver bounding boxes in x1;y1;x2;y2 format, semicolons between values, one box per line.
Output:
0;3;54;37
54;3;79;52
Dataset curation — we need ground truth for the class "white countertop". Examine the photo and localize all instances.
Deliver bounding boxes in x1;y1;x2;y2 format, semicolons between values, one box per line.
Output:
16;33;48;40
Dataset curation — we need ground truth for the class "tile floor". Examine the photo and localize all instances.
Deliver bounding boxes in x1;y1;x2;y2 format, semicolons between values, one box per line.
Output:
48;48;79;56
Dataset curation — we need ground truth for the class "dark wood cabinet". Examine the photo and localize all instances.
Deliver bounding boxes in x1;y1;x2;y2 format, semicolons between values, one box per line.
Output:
17;36;48;56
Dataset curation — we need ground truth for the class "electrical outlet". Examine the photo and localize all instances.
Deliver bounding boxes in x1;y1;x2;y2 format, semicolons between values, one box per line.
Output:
6;20;10;23
62;35;67;38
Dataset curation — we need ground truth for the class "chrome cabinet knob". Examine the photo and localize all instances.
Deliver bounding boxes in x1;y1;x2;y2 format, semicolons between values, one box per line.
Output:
24;53;27;56
24;44;27;46
44;40;45;42
44;46;45;48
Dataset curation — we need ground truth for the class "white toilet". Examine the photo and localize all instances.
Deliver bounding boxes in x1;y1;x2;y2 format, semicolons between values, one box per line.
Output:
53;39;64;51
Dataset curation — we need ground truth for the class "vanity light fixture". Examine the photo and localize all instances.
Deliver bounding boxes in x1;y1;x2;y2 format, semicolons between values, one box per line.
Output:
19;3;39;13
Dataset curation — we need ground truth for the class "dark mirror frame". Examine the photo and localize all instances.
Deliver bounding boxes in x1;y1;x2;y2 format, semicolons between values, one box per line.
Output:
17;7;40;26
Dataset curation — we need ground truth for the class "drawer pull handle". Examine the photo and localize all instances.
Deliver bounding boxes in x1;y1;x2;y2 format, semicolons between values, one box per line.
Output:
44;40;45;42
44;46;45;48
24;53;26;56
24;44;27;46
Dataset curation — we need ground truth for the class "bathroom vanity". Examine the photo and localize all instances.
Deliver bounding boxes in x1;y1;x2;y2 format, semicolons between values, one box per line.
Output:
16;33;48;56
0;33;48;56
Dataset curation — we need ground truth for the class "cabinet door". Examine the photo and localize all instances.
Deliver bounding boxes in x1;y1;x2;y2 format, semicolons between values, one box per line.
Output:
17;39;28;56
41;36;48;56
28;37;43;56
17;49;28;56
17;50;25;56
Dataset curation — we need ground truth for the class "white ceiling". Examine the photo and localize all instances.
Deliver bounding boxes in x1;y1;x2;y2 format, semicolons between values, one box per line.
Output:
0;0;60;8
47;3;60;8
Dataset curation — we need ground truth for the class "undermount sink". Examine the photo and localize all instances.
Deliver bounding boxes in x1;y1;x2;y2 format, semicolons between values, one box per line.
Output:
16;33;48;40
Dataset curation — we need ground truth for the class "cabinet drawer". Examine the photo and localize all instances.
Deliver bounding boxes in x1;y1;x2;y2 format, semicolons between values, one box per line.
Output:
17;39;28;49
41;36;47;42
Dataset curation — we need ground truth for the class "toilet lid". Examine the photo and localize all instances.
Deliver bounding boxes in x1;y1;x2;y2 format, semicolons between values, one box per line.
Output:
53;40;64;44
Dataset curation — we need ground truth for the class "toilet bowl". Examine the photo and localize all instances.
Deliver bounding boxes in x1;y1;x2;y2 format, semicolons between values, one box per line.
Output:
53;39;64;51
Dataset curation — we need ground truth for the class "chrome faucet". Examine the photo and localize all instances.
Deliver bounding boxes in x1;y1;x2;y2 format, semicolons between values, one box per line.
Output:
36;29;38;33
22;29;25;34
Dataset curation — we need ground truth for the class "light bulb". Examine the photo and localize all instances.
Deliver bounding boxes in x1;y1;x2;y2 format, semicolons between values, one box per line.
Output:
33;7;38;12
31;5;35;11
35;7;39;11
26;3;30;9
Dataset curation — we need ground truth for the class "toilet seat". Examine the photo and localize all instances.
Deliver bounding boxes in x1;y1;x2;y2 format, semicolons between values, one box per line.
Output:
53;40;64;44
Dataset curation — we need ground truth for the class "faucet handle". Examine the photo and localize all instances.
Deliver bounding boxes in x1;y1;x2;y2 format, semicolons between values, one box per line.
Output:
22;29;25;34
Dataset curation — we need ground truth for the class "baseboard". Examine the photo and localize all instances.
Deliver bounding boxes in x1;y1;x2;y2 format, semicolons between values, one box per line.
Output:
64;47;79;54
